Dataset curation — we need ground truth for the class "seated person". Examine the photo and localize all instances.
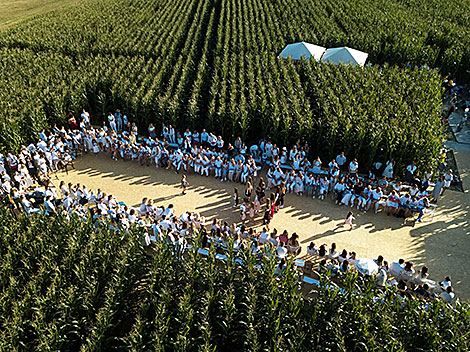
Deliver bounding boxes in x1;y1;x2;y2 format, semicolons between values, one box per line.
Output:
386;190;401;216
306;242;318;256
376;267;388;287
276;242;288;259
337;249;348;264
415;284;431;299
440;276;452;290
275;258;287;276
399;261;415;283
317;259;328;274
328;243;338;259
339;260;349;273
414;266;429;285
439;286;455;304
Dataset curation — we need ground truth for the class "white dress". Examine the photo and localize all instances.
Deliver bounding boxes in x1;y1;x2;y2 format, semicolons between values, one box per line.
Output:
294;175;304;194
19;165;33;188
382;161;394;179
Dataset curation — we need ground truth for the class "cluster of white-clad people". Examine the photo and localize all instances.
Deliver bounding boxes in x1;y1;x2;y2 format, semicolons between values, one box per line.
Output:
79;109;448;226
0;108;456;304
262;150;450;223
302;241;455;303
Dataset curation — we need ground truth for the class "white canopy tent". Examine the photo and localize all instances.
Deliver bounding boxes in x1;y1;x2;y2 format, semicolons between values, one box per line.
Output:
278;42;326;61
321;46;368;67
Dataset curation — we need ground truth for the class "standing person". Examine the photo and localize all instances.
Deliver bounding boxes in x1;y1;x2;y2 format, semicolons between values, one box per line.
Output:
336;152;347;172
115;109;123;132
181;174;189;195
245;180;253;200
240;201;247;225
68;112;78;130
263;201;272;229
168;125;175;143
233;188;239;207
432;175;445;203
122;112;129;132
442;170;453;195
81;109;91;128
107;112;117;133
343;211;355;230
382;159;394;179
405;161;417;183
148;123;156;138
249;202;255;224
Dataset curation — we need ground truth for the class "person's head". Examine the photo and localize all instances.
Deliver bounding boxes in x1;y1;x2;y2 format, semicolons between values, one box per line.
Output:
421;266;428;275
423;284;429;291
168;204;173;209
446;286;453;294
346;211;353;219
398;258;405;265
331;243;336;251
341;249;347;258
377;255;383;263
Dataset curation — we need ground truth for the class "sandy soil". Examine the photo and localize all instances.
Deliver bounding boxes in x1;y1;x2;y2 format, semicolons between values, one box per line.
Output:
55;152;470;299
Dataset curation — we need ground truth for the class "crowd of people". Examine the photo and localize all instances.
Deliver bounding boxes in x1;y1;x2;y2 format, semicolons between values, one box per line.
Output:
0;108;457;305
71;109;449;227
303;242;455;303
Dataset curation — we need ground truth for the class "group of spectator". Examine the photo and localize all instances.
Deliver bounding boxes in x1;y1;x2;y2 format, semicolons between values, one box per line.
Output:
305;242;455;303
0;108;459;307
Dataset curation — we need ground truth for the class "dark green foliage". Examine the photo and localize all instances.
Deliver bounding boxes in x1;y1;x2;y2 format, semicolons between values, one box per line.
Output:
0;208;469;351
0;0;448;173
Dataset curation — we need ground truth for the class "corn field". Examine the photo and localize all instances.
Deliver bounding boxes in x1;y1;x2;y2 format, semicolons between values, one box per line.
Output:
0;209;469;351
0;0;456;171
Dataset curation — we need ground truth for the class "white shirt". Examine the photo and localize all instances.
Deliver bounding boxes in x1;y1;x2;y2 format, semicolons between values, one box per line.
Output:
163;207;174;218
389;262;404;277
276;246;287;258
336;154;346;166
349;161;358;172
440;291;455;303
334;183;345;192
259;231;269;244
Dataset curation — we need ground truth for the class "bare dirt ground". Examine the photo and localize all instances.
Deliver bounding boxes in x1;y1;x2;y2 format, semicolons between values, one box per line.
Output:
56;151;470;299
0;0;78;30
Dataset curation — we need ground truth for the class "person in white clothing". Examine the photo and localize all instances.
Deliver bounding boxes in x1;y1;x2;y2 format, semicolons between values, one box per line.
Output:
382;159;394;179
336;152;347;170
348;159;358;175
343;211;355;230
442;170;453;194
258;228;269;245
439;286;455;304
